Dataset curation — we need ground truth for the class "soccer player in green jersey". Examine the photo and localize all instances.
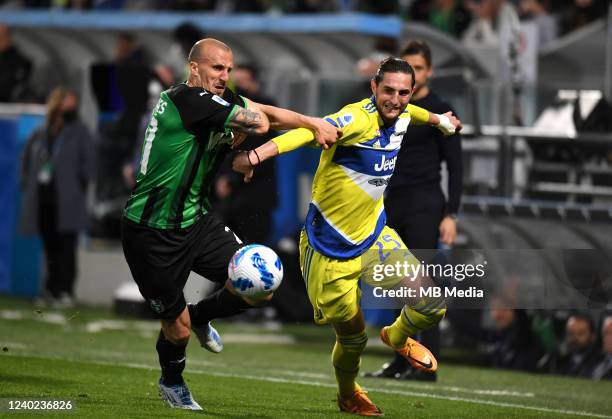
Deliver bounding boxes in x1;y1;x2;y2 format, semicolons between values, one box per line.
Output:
121;38;340;410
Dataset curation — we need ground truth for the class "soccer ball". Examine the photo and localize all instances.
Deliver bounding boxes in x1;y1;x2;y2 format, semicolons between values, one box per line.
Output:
228;244;284;299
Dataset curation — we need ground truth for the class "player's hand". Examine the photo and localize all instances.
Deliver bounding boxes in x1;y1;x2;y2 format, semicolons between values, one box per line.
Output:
232;151;254;183
231;131;248;149
309;117;342;150
439;216;457;245
436;111;462;136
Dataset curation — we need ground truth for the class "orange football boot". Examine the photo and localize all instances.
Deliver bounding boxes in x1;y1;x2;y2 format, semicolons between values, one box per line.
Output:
337;388;383;417
380;326;438;373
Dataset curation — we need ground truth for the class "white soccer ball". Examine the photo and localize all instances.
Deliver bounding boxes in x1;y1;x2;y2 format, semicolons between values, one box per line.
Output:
228;244;284;299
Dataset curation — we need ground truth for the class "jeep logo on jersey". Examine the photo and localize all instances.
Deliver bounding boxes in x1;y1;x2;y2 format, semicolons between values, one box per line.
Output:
374;155;397;172
368;178;389;187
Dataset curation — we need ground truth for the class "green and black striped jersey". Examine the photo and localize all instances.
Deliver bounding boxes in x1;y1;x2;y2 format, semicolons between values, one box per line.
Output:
123;83;244;229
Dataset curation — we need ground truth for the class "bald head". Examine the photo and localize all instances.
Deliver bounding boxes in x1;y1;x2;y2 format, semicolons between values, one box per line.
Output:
187;38;233;95
188;38;231;63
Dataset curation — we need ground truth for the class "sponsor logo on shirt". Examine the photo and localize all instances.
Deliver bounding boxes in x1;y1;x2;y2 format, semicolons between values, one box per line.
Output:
368;178;389;187
374;155;397;172
212;95;230;107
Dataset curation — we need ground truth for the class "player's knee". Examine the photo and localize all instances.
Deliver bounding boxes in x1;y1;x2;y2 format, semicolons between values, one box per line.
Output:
165;326;191;345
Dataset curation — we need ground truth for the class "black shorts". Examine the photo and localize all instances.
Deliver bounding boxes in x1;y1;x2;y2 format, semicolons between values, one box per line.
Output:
121;214;243;320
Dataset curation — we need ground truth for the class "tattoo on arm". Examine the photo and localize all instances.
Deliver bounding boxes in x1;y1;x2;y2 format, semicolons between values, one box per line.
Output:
227;108;265;135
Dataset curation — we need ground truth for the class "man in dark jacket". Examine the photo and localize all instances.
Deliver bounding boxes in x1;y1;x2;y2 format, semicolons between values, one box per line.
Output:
557;313;602;378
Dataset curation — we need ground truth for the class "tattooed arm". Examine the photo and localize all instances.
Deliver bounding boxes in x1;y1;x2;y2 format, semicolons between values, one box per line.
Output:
225;100;270;136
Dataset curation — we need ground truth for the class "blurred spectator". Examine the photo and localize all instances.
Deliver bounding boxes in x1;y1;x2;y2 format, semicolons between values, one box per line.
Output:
592;316;612;380
0;24;32;103
164;23;204;82
462;0;522;124
115;31;148;65
463;0;520;46
556;313;602;377
19;87;96;307
212;63;277;244
357;36;398;78
518;0;558;47
560;0;607;36
483;298;544;371
409;0;472;38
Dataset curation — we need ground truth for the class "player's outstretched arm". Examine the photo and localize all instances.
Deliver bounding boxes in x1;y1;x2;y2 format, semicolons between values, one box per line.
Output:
232;127;317;182
247;99;341;150
407;104;462;135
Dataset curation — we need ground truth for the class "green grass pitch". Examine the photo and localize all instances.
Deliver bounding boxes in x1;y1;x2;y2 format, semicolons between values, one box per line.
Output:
1;295;611;418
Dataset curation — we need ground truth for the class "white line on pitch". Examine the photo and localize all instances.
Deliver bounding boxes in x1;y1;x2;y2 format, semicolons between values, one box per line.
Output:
5;354;608;418
203;370;611;418
376;379;535;398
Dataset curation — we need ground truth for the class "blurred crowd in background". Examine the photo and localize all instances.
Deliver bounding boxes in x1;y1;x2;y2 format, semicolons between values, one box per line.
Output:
1;0;609;46
2;0;610;106
459;308;612;380
1;0;611;381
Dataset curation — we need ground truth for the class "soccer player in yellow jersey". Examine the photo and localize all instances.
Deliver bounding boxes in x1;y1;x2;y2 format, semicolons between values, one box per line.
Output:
233;58;461;416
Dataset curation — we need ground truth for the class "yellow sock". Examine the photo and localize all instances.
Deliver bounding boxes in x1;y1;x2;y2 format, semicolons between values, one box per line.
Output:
332;331;368;398
386;301;446;348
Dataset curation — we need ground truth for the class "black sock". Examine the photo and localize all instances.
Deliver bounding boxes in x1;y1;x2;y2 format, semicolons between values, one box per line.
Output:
189;287;250;327
156;330;186;385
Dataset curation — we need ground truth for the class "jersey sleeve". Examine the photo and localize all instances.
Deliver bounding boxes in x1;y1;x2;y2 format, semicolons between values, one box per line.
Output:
170;86;244;134
272;128;317;154
323;105;370;146
406;103;430;125
271;104;370;154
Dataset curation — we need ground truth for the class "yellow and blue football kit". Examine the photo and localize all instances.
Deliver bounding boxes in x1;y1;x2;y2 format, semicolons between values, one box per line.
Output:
272;96;443;325
272;96;446;404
